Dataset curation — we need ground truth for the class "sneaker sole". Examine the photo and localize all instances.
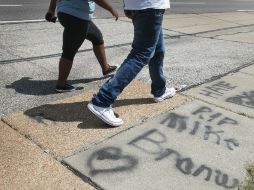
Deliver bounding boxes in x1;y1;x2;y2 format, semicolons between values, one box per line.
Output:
103;66;118;76
55;88;76;93
87;103;123;127
153;90;176;103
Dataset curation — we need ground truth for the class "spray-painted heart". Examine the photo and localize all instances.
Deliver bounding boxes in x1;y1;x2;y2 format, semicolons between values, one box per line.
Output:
87;146;138;176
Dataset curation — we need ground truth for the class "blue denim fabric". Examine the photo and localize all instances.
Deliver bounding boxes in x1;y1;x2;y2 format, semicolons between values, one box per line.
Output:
92;9;167;107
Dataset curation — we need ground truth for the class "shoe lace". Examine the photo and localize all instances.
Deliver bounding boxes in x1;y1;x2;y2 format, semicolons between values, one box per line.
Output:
109;109;116;118
105;107;116;118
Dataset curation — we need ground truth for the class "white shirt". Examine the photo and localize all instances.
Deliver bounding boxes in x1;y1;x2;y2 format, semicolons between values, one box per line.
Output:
123;0;170;10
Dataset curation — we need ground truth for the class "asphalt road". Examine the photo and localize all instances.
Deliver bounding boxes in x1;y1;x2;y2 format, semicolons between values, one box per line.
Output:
0;0;254;22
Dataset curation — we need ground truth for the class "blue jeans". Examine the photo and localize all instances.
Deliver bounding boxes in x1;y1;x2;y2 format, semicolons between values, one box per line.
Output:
92;9;166;107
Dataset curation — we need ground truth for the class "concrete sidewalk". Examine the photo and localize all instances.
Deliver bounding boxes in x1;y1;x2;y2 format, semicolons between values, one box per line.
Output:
1;12;254;190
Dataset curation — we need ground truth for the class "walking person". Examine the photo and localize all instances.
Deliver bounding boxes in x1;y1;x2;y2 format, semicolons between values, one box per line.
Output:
88;0;176;126
45;0;118;92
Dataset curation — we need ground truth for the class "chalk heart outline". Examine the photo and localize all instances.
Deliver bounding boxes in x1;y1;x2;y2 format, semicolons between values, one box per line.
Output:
87;146;138;176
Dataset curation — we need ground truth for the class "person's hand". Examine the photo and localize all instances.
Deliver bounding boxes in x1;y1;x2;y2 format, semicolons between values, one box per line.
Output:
124;10;134;19
110;8;119;21
45;11;57;23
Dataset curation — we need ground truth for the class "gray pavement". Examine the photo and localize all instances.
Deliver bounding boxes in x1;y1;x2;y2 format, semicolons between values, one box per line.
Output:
64;99;254;190
1;13;254;115
1;12;254;190
63;64;254;190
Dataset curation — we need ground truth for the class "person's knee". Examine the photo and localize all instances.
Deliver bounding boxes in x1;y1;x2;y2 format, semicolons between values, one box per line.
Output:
61;48;76;61
90;33;104;46
92;39;104;46
154;49;165;57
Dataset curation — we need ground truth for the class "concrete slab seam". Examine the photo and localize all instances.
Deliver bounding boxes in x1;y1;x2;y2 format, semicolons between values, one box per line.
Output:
1;111;103;161
195;32;254;45
61;96;254;189
203;29;254;39
0;42;131;65
60;97;191;190
209;30;254;37
177;61;254;94
1;116;64;161
61;161;104;190
0;116;71;164
6;25;254;65
197;13;251;27
184;93;254;119
0;119;98;189
167;23;254;37
177;62;254;118
203;37;254;45
62;96;190;159
61;95;190;161
59;126;143;160
5;24;254;65
1;116;101;190
163;27;254;45
239;71;254;77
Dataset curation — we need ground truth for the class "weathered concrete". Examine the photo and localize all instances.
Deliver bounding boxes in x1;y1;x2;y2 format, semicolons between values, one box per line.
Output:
197;25;254;44
239;64;254;76
215;31;254;43
0;121;94;190
0;19;133;58
63;100;254;190
163;12;254;35
2;80;187;159
185;68;254;118
202;12;254;25
1;11;254;190
2;13;254;116
163;14;239;34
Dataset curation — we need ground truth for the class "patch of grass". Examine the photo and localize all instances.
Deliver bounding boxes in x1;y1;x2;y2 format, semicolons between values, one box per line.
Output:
238;164;254;190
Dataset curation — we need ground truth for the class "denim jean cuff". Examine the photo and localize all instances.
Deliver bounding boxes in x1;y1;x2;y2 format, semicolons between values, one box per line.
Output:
91;96;111;108
153;87;166;97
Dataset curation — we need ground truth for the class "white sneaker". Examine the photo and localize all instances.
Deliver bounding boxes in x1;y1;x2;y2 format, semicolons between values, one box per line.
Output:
87;103;124;127
153;87;176;103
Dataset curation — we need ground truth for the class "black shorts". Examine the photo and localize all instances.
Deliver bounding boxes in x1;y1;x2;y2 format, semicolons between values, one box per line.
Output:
58;12;104;61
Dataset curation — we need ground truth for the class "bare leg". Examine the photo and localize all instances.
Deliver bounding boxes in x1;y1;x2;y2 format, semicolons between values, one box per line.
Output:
93;44;117;75
57;57;73;86
93;44;109;73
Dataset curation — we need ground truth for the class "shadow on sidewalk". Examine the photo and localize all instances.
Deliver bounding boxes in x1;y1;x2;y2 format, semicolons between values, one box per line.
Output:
24;98;154;128
5;76;112;96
